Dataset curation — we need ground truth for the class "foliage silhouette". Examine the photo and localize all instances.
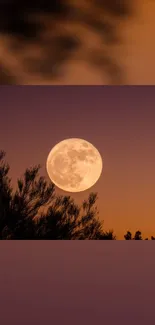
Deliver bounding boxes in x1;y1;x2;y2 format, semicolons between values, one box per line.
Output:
124;231;132;240
124;231;155;240
0;150;116;239
0;0;133;84
0;150;154;240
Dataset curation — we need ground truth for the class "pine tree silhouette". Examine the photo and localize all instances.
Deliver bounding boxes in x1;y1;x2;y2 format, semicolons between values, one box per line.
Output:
0;150;116;239
1;150;154;240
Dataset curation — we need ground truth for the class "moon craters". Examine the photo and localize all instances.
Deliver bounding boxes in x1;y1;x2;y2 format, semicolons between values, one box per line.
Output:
46;138;103;192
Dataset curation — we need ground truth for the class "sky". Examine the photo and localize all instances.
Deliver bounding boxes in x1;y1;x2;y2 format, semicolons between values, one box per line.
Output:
1;242;155;325
1;85;155;238
0;0;155;84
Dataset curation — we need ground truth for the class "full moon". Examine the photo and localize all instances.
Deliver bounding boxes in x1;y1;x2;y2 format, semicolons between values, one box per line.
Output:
46;138;103;192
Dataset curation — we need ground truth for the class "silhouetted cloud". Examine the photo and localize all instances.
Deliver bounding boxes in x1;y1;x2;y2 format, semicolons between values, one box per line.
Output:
0;0;133;84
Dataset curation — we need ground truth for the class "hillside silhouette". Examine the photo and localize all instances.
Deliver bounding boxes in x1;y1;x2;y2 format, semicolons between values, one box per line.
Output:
0;0;133;84
0;150;154;240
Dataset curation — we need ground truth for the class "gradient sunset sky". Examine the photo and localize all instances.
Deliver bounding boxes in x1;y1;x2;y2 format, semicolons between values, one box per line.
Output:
1;85;155;238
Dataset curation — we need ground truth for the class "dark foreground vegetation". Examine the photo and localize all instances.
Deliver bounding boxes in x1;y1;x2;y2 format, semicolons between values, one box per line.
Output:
0;150;154;240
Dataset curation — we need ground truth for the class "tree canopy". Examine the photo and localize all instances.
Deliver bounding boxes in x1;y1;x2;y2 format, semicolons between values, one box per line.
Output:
0;150;115;239
0;150;154;240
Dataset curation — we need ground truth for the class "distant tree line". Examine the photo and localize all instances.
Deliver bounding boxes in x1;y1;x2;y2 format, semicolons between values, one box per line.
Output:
0;150;154;240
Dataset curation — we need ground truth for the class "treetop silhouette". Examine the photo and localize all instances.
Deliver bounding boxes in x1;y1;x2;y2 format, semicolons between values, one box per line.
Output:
0;150;154;240
0;150;116;239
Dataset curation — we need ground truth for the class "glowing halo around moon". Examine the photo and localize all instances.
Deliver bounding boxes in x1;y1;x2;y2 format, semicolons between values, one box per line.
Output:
46;138;103;192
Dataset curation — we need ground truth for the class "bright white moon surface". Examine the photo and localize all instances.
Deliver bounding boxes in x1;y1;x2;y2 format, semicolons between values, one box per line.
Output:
46;138;103;192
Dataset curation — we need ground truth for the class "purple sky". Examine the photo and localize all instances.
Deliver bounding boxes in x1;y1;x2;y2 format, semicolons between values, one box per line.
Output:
1;242;155;325
1;86;155;237
1;85;155;324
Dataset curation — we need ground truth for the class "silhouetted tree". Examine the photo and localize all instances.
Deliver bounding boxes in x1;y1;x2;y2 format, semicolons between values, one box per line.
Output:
0;150;56;238
35;192;109;240
124;231;132;240
0;150;113;239
100;230;116;240
133;231;143;240
124;230;153;240
0;150;13;238
0;0;133;84
1;150;155;240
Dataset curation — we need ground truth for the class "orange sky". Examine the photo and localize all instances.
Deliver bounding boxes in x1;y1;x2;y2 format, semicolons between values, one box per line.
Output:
1;86;155;239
